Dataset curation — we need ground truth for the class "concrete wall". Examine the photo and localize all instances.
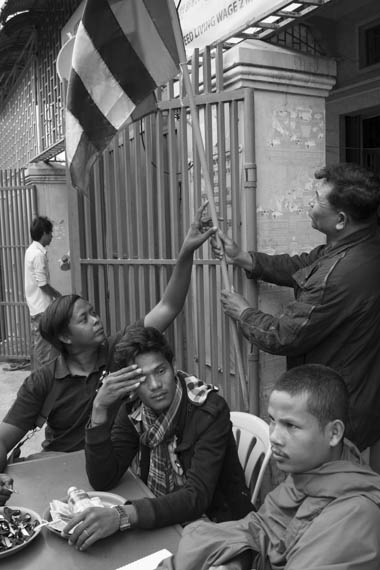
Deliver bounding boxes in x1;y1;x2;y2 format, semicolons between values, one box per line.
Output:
223;40;336;415
310;0;380;164
328;1;380;89
24;162;72;296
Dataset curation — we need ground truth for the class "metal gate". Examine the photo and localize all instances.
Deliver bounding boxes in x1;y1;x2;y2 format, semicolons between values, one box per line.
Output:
0;169;37;360
71;47;257;411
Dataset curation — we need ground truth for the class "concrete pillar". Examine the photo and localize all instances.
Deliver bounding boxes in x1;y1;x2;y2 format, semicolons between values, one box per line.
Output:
24;162;72;295
223;40;337;415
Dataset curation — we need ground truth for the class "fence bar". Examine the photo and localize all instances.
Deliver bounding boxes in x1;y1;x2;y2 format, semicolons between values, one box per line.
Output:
0;181;35;359
73;37;251;412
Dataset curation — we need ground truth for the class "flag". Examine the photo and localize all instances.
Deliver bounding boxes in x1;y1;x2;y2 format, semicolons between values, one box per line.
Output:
66;0;180;193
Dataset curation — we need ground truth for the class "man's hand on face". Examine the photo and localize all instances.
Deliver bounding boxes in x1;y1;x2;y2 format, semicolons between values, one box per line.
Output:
0;474;14;506
220;289;251;321
91;364;146;426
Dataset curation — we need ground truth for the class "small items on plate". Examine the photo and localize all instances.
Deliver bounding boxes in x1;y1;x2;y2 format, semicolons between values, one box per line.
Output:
0;507;40;553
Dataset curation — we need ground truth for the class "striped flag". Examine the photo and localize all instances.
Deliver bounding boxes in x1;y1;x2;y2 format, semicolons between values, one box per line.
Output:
66;0;180;193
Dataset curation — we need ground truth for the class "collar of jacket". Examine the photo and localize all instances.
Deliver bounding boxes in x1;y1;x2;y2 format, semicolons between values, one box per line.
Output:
324;225;378;256
288;438;380;505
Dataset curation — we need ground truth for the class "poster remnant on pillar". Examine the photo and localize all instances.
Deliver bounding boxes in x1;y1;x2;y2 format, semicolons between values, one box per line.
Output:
178;0;289;53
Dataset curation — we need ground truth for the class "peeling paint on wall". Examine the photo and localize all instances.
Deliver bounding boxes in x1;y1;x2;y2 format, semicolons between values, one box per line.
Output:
52;218;66;241
267;106;325;150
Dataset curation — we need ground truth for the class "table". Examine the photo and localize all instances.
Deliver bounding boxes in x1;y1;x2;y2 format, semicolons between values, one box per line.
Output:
5;451;182;570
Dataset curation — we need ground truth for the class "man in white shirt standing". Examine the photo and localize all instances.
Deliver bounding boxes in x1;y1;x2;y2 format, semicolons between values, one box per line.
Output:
24;216;62;369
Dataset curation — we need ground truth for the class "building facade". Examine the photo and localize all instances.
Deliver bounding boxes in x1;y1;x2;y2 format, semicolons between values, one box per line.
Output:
0;0;379;415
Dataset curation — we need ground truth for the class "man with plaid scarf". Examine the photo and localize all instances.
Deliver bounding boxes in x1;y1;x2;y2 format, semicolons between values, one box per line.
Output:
63;326;253;551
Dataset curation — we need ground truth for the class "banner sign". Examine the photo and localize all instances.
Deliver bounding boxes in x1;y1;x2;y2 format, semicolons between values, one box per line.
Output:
178;0;296;53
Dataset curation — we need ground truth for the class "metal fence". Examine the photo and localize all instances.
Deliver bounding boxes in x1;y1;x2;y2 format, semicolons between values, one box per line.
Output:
0;170;36;360
72;47;257;411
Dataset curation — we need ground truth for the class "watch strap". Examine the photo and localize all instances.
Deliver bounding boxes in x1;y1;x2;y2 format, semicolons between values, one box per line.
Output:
113;505;132;531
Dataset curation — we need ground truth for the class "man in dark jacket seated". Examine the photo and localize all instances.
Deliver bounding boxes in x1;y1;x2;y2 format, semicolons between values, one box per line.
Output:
63;326;253;551
156;364;380;570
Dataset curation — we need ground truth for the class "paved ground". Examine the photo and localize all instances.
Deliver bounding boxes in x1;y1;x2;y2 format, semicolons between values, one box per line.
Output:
0;362;44;456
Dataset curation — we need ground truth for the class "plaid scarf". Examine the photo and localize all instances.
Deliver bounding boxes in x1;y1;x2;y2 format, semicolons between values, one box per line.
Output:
129;373;218;497
182;374;218;405
140;380;183;497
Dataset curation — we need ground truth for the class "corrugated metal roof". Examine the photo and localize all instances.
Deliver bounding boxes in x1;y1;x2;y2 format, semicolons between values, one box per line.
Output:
0;0;81;102
0;9;37;101
0;1;48;102
0;0;43;25
0;0;334;102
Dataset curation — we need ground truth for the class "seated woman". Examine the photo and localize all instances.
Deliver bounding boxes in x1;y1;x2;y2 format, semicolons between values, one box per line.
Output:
63;327;253;551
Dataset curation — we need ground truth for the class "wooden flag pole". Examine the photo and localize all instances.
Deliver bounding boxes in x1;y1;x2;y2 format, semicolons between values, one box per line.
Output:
167;1;249;408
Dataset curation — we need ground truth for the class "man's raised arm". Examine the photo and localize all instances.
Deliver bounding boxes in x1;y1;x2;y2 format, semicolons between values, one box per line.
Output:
144;202;216;332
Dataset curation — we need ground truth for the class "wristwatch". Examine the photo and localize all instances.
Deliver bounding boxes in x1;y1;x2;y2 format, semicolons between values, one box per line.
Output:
113;505;132;531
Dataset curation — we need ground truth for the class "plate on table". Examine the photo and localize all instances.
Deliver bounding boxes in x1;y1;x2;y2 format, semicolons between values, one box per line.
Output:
0;506;43;559
43;491;125;537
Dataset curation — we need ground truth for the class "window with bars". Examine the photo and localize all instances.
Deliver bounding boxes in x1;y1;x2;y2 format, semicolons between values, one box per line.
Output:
344;114;380;175
359;19;380;68
268;23;327;57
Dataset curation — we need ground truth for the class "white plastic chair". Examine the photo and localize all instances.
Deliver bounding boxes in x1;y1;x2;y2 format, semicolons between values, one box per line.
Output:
230;411;272;506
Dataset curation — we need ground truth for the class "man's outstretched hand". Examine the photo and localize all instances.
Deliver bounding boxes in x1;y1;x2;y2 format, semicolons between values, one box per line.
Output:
181;201;217;254
210;230;242;263
221;289;251;321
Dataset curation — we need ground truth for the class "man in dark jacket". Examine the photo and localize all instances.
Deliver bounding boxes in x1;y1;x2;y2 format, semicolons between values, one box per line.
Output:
212;163;380;459
63;326;253;551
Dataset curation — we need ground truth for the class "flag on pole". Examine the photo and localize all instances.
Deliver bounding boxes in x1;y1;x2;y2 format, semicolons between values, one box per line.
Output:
66;0;180;193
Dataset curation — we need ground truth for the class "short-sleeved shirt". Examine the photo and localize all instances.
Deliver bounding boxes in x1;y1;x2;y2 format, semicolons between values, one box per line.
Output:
3;322;143;452
24;241;51;315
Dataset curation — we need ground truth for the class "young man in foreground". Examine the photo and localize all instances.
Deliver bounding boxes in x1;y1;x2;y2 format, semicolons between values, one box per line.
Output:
157;364;380;570
63;326;253;550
